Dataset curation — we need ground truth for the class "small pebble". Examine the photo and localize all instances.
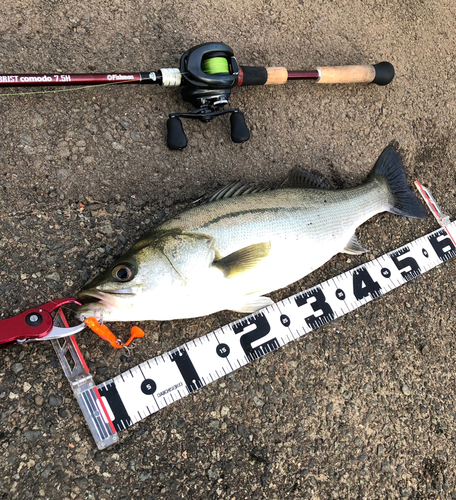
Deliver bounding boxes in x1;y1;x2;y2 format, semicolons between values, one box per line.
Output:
49;395;63;406
342;390;352;400
363;383;373;394
45;272;60;281
24;430;41;442
12;362;23;374
402;385;411;395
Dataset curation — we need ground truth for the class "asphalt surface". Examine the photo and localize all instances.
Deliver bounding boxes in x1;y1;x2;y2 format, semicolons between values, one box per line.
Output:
1;0;456;499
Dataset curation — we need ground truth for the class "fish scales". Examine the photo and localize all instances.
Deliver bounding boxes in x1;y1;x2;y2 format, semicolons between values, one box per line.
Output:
160;180;392;257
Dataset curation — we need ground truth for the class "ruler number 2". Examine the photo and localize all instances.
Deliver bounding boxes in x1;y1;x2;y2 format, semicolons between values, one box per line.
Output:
232;314;279;361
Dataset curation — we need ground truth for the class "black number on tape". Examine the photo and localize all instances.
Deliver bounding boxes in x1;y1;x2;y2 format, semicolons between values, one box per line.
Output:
390;246;421;281
280;314;291;327
353;267;382;300
295;287;335;329
216;343;230;358
169;349;202;393
381;268;391;278
429;230;456;261
336;289;346;300
141;379;157;395
233;313;278;361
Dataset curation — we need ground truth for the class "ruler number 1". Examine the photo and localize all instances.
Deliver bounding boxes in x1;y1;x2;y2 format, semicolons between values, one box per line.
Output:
169;349;202;393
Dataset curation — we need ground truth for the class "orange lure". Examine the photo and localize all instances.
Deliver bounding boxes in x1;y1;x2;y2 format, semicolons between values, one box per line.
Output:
84;317;145;349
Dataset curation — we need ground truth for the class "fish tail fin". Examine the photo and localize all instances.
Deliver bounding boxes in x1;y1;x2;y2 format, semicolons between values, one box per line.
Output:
372;145;428;219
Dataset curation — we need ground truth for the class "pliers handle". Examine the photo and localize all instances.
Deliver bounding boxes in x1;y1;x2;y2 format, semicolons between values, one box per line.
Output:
0;298;86;346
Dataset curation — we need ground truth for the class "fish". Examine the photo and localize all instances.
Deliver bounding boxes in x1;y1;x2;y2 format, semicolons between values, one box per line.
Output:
76;145;427;322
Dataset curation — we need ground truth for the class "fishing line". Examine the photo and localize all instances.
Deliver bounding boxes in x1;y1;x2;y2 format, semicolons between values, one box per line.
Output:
0;81;136;98
202;57;230;75
0;72;190;99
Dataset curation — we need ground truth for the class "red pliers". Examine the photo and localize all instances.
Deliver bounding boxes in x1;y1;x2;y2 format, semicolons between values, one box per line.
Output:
0;298;86;346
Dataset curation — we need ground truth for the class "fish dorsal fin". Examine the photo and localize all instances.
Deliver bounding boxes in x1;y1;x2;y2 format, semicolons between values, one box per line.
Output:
213;242;271;278
343;234;369;255
194;181;269;205
283;167;330;190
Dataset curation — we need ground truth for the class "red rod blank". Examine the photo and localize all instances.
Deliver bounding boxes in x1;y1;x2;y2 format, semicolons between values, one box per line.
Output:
0;73;143;87
287;70;320;81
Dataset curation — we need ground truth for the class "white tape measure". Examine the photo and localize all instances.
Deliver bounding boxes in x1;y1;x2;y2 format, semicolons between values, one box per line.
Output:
52;186;456;449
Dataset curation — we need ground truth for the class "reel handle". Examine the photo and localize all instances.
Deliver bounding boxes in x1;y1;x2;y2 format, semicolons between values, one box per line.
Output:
230;112;250;143
166;109;250;150
167;116;187;150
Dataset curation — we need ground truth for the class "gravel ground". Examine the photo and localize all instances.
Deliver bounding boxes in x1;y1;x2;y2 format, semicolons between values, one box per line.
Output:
1;0;456;499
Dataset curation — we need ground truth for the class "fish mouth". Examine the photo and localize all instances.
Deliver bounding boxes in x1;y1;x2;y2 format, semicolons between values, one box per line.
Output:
78;288;136;308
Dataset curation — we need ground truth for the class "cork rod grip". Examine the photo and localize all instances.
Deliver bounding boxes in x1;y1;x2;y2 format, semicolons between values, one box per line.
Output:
265;67;288;85
316;62;394;85
239;62;394;86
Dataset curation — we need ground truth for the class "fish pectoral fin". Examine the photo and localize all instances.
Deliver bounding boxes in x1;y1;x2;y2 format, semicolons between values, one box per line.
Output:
213;242;271;278
343;233;369;255
228;295;274;313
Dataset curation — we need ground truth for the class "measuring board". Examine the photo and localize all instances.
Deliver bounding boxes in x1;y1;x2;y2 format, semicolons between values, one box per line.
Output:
56;220;456;449
53;188;456;449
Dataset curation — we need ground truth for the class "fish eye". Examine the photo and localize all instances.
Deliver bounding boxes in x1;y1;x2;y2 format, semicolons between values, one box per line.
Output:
112;263;135;282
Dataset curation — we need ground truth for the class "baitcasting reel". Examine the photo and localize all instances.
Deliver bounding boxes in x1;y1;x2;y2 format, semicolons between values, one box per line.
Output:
166;43;250;150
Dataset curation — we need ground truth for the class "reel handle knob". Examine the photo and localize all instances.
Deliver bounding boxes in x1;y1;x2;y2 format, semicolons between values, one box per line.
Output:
167;116;187;150
230;111;250;143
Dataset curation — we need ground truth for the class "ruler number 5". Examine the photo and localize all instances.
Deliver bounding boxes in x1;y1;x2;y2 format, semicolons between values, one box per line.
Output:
390;246;420;281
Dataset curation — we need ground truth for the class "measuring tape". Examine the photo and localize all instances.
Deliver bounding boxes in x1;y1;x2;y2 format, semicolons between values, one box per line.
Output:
52;187;456;449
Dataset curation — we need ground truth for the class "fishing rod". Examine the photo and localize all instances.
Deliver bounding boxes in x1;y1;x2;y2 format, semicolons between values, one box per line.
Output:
0;42;394;149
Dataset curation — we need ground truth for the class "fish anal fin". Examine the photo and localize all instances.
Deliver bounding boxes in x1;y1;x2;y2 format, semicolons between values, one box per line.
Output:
343;234;369;255
213;242;271;278
228;295;274;313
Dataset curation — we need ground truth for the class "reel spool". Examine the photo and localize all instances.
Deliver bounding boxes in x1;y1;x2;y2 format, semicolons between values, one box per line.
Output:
167;43;250;150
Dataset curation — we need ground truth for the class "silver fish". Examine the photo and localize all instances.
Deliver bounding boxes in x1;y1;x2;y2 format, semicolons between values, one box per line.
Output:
77;146;427;322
